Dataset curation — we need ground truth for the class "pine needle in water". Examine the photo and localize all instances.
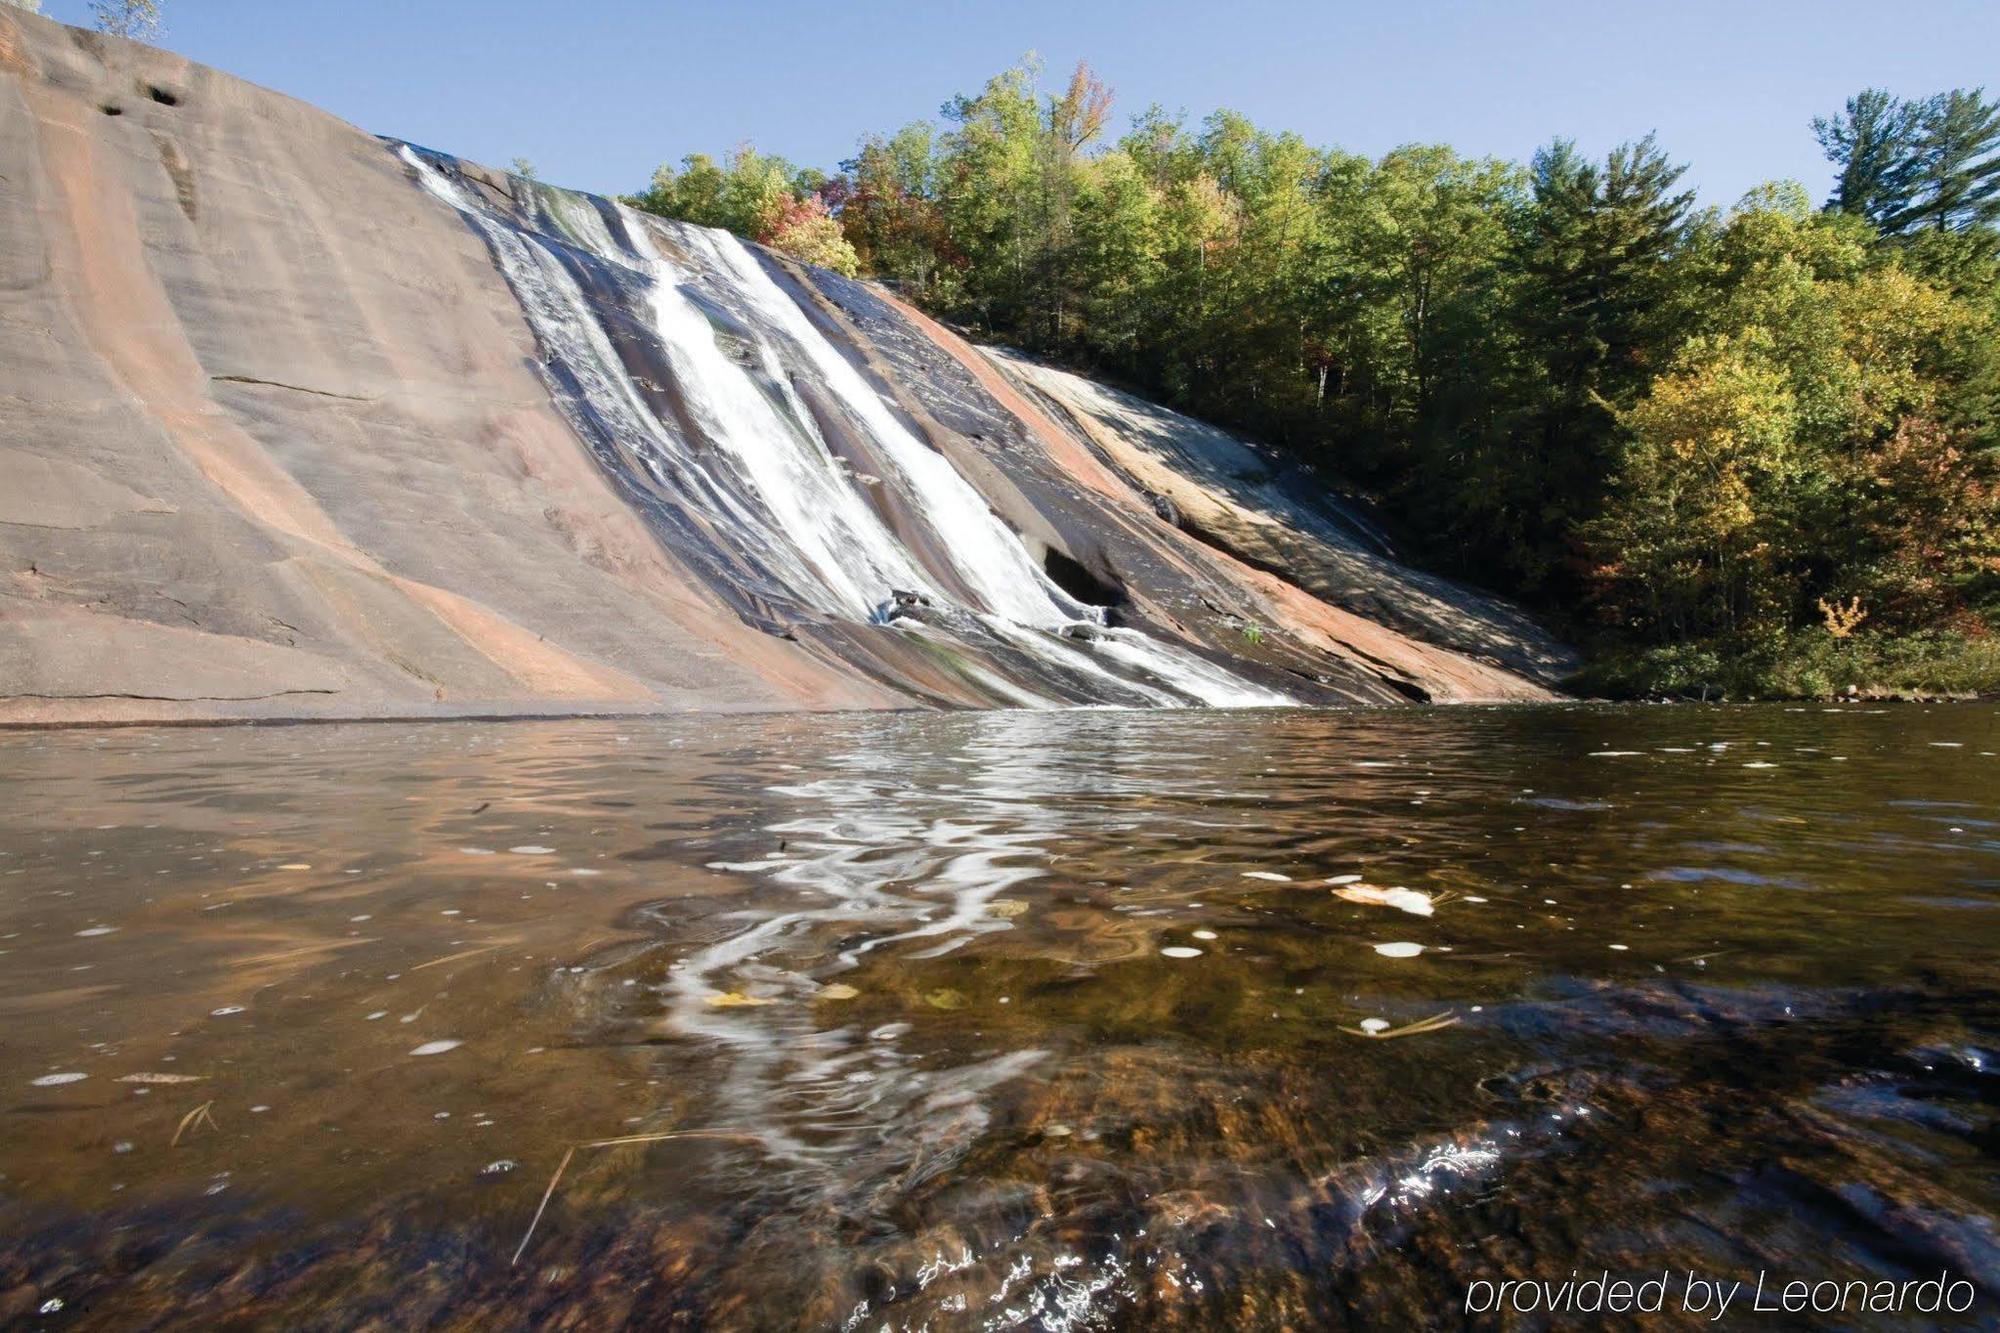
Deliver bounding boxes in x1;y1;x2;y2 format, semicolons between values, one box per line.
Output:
511;1130;763;1266
410;944;501;972
170;1100;219;1146
1337;1010;1461;1040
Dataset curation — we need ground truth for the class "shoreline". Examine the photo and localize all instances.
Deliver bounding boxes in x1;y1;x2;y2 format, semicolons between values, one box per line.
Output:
6;692;1993;735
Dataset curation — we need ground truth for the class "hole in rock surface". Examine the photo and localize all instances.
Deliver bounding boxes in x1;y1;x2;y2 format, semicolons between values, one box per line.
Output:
1041;545;1124;609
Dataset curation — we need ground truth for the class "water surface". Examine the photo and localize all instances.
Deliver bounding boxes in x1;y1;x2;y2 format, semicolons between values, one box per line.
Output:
2;705;1996;1328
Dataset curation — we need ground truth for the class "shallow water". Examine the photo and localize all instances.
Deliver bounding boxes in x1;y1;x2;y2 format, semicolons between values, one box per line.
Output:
1;704;1996;1329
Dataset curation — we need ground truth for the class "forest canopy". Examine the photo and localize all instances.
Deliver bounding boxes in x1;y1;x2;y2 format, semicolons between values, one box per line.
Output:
630;62;2000;698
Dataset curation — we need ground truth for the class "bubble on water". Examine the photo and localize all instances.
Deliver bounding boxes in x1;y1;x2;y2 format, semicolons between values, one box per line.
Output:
1743;762;1778;769
1161;946;1204;958
482;1159;518;1175
1241;871;1291;882
1608;944;1630;951
277;863;311;870
509;846;555;855
458;848;495;856
30;1072;86;1087
39;1298;63;1314
1326;874;1364;884
113;1141;134;1154
569;868;602;876
1359;1018;1391;1034
74;926;117;937
1372;941;1425;958
210;1005;245;1017
1588;751;1644;757
365;1011;387;1021
409;1040;462;1056
1192;929;1218;941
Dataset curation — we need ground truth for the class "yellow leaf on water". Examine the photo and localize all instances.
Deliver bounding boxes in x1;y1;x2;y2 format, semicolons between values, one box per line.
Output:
987;899;1030;918
922;988;967;1010
705;992;775;1008
818;983;860;1001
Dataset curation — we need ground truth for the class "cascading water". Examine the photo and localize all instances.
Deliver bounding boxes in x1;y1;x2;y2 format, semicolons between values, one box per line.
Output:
396;144;1290;709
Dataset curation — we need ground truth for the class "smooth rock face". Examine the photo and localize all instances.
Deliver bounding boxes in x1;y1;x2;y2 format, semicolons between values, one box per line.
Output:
983;349;1580;688
0;12;1566;723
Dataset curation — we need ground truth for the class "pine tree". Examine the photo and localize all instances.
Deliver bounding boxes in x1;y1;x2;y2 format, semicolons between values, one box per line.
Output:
1900;89;2000;233
1817;87;2000;236
1814;89;1927;228
1494;135;1695;591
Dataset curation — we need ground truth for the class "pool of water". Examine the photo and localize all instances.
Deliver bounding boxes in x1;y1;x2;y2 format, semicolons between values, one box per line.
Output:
1;704;1995;1327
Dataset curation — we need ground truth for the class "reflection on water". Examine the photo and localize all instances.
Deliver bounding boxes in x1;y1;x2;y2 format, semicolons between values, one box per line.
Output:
1;705;1997;1328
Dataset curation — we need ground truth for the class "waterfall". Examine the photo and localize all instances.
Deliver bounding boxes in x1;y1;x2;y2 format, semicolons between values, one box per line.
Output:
397;145;1290;709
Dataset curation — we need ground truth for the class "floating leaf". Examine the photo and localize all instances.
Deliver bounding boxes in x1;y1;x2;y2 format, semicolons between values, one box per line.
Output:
705;992;775;1008
922;988;967;1010
986;899;1030;918
117;1072;204;1085
1371;941;1425;958
818;983;860;1001
1335;883;1436;917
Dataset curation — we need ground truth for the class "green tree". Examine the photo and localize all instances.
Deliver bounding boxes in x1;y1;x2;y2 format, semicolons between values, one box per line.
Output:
1481;134;1696;592
1592;333;1803;641
1903;89;2000;233
1814;89;1927;228
1817;87;2000;236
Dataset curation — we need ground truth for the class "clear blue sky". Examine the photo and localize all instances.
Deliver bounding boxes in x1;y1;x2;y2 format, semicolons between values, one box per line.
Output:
39;0;2000;206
